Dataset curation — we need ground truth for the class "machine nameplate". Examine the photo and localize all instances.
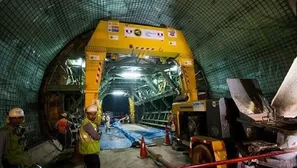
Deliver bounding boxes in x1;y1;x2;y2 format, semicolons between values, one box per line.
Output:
124;27;164;40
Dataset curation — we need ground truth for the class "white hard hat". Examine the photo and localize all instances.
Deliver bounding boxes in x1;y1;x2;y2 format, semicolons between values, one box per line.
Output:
86;105;98;113
61;113;67;117
8;108;25;117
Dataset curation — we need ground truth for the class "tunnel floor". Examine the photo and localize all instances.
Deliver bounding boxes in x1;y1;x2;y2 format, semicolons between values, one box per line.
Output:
53;123;191;168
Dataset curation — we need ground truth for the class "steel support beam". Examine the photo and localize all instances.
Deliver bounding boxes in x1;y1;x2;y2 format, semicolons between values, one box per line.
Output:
108;81;146;85
144;77;158;93
69;94;84;111
161;71;178;90
100;77;111;90
137;89;148;100
131;90;141;102
162;97;171;109
105;63;172;71
150;101;158;111
135;90;177;105
99;84;110;95
108;84;144;87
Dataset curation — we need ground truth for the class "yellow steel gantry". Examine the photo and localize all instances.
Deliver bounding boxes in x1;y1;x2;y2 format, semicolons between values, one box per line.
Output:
84;20;198;124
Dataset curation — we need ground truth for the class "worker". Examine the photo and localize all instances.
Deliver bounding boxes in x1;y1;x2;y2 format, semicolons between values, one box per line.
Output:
104;112;111;132
0;107;28;168
101;112;106;126
125;114;130;123
167;113;176;138
55;112;72;149
79;105;102;168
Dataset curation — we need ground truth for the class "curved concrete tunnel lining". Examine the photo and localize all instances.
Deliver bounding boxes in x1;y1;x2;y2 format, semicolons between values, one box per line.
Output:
0;0;296;149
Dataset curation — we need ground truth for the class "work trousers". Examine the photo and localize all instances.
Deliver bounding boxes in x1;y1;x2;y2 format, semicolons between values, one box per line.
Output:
105;122;110;132
58;132;67;149
84;154;100;168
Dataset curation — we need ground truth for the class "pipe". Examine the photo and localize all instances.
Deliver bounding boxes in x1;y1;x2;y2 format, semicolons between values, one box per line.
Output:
179;150;297;168
146;145;176;168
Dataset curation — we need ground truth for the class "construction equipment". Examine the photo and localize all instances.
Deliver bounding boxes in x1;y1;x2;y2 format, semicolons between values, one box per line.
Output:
84;20;297;167
175;58;297;168
84;20;197;125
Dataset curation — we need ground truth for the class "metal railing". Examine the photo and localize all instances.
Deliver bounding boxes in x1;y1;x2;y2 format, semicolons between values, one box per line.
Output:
140;111;170;128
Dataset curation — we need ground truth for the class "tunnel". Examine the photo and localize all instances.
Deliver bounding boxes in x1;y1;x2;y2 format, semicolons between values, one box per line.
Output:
0;0;297;168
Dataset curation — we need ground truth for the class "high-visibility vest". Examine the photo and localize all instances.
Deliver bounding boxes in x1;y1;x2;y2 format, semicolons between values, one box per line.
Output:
0;126;27;165
79;118;100;155
171;121;176;132
57;118;69;133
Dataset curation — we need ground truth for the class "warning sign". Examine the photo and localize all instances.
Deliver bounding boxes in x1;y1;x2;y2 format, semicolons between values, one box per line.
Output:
108;22;119;33
124;27;164;40
168;29;177;38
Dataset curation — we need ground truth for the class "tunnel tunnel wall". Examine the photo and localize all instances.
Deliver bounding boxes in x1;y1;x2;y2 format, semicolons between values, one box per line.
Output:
0;41;43;141
182;0;297;100
0;0;297;143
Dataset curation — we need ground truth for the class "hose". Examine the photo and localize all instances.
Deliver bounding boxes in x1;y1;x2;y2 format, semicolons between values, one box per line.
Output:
146;145;176;168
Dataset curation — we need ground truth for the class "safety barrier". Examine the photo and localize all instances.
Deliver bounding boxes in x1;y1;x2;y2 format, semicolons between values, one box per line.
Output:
140;111;170;128
179;149;297;168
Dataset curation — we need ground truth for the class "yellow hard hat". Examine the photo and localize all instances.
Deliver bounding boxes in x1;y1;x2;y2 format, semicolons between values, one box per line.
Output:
8;108;25;117
86;105;98;113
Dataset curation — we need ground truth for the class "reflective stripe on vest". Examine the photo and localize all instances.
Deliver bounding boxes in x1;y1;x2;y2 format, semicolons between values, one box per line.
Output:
1;126;27;165
79;118;100;155
57;118;69;133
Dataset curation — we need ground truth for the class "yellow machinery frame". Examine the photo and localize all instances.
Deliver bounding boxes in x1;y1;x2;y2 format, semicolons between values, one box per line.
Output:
84;20;198;124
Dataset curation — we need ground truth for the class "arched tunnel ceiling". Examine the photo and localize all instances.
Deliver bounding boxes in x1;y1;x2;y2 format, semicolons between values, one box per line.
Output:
0;0;297;139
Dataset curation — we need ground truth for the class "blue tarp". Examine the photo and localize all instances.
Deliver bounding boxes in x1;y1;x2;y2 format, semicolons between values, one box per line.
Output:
100;120;166;150
99;125;132;150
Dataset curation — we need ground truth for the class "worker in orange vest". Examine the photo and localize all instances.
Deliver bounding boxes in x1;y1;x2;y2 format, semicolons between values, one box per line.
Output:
55;113;72;150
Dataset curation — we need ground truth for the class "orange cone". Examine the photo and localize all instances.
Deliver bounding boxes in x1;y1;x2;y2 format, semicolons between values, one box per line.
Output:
164;124;171;146
139;136;148;159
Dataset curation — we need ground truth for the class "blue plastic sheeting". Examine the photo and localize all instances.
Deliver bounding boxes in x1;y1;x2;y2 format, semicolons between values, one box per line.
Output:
99;125;132;150
100;120;167;150
113;121;166;145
